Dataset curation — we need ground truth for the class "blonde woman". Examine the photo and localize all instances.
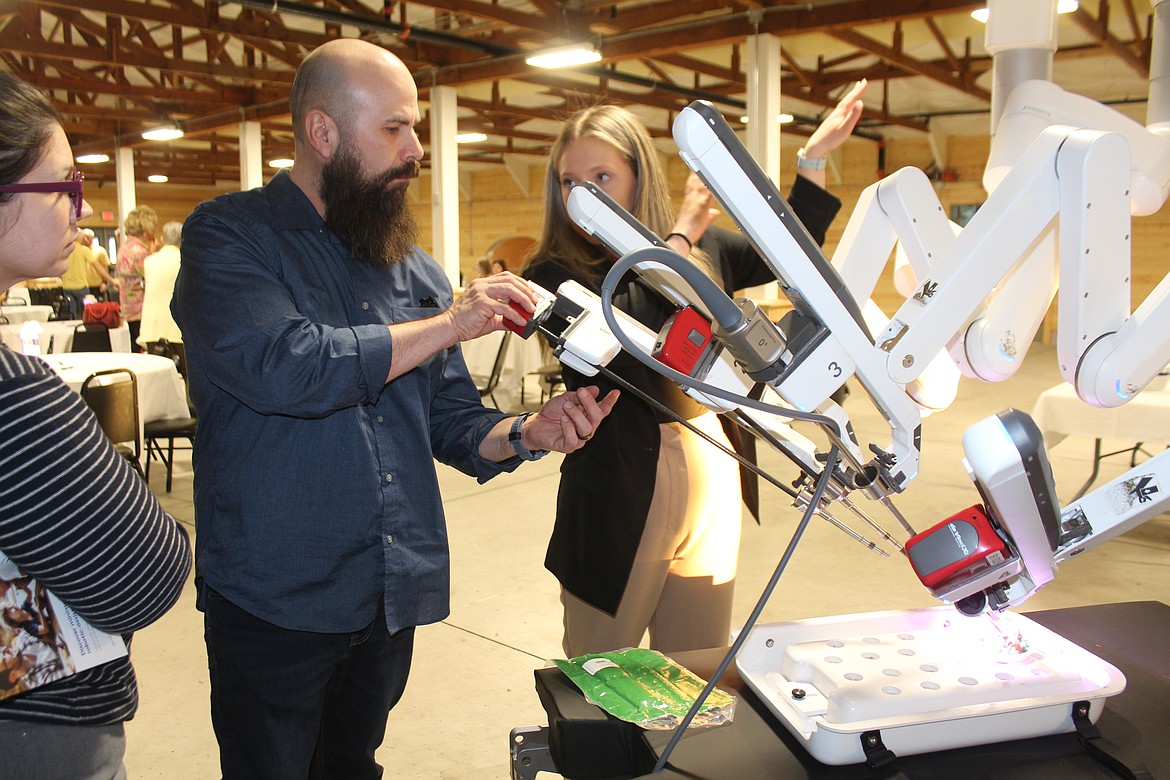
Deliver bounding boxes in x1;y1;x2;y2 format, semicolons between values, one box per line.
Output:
116;204;159;349
523;86;863;656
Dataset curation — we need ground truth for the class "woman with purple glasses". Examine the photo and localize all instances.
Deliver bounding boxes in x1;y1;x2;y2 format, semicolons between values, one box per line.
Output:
0;71;191;778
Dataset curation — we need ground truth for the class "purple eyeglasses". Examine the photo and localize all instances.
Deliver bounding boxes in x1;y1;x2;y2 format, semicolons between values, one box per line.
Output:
0;168;85;221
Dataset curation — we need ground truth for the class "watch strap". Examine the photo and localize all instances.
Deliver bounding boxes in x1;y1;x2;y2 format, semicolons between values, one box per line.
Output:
509;413;549;461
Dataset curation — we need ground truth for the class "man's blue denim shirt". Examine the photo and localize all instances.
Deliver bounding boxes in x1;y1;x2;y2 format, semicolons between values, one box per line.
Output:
173;170;518;634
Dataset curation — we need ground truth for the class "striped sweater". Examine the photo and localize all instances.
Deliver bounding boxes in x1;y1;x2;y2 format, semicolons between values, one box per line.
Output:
0;346;191;725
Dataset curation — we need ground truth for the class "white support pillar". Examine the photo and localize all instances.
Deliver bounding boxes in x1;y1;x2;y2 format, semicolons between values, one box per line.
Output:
744;32;782;183
115;145;136;229
429;85;461;287
239;119;264;191
744;32;782;300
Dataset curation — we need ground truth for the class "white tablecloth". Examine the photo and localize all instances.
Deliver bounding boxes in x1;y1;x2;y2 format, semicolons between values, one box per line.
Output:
0;320;131;354
40;353;189;425
1031;374;1170;448
0;305;53;324
460;330;547;411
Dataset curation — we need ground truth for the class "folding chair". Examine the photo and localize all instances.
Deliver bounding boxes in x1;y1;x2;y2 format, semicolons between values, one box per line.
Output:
143;339;197;492
80;369;143;478
475;331;512;409
71;323;113;352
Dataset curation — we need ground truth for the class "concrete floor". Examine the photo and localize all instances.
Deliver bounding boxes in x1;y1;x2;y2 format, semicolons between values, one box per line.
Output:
125;343;1170;778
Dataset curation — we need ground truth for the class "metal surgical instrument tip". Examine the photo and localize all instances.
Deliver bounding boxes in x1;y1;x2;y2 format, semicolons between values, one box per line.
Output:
814;506;891;559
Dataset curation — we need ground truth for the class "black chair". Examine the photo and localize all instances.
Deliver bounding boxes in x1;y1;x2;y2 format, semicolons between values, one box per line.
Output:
143;339;197;492
474;331;512;409
80;369;143;478
71;323;112;352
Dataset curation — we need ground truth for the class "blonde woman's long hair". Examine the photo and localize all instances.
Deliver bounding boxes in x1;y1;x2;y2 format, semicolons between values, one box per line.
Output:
525;105;679;283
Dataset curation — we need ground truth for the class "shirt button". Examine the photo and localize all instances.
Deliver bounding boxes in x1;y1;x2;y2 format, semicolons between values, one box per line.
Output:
376;415;384;424
361;301;370;311
385;473;393;483
386;534;393;545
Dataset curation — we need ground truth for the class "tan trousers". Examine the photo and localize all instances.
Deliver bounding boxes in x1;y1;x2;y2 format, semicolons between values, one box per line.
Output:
561;412;742;657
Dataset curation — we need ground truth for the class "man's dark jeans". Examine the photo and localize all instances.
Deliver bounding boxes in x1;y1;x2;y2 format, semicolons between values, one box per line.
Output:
203;588;414;779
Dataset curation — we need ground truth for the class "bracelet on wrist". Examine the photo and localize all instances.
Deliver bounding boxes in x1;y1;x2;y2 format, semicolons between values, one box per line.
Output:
665;231;693;251
796;147;827;172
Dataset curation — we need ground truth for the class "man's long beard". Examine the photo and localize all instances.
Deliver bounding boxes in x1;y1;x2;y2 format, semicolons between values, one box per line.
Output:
320;146;420;266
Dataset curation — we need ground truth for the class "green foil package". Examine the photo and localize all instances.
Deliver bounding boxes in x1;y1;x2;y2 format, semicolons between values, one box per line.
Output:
554;648;736;730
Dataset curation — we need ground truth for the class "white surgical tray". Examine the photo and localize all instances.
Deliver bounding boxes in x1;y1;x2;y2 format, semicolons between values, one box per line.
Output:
735;607;1125;765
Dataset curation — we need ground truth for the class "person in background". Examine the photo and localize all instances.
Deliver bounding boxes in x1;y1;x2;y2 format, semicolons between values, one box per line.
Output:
59;229;95;320
173;39;616;780
489;258;509;274
116;204;159;349
0;70;191;779
475;257;492;278
80;230;116;302
522;80;866;658
137;220;184;348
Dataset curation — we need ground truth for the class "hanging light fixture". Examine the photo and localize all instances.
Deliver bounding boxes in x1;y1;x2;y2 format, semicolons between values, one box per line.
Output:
526;43;602;69
142;123;184;142
76;153;110;164
268;158;295;168
456;132;488;144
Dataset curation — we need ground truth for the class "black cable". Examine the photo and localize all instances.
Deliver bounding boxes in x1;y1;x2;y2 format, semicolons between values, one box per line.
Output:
597;247;844;439
597;366;801;500
651;445;842;774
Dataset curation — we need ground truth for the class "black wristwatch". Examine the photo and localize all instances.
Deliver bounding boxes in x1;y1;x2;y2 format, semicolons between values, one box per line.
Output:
509;413;549;461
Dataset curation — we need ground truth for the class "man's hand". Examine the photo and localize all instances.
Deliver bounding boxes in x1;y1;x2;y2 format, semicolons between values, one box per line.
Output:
447;272;538;343
524;386;620;454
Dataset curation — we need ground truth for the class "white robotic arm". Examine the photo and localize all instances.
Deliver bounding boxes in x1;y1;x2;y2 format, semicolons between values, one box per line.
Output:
527;86;1170;616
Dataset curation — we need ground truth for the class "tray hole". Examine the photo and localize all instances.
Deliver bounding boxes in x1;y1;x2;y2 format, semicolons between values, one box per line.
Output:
995;672;1015;681
825;655;843;664
826;640;845;648
862;637;880;644
862;652;879;660
921;681;940;690
844;672;863;681
897;633;915;641
958;676;979;686
882;668;901;677
919;664;939;673
897;648;916;656
881;686;901;695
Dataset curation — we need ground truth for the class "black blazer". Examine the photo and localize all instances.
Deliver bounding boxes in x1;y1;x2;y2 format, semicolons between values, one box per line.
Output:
523;175;842;615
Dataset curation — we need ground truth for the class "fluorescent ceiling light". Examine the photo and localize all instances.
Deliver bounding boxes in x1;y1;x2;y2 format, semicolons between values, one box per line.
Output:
142;124;184;141
972;0;1076;23
268;158;295;168
456;132;488;144
76;153;110;164
526;44;602;69
738;113;795;124
147;174;169;183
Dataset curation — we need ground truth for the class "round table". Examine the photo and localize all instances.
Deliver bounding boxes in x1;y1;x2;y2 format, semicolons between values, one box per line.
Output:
40;353;189;424
0;305;54;324
0;320;132;354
